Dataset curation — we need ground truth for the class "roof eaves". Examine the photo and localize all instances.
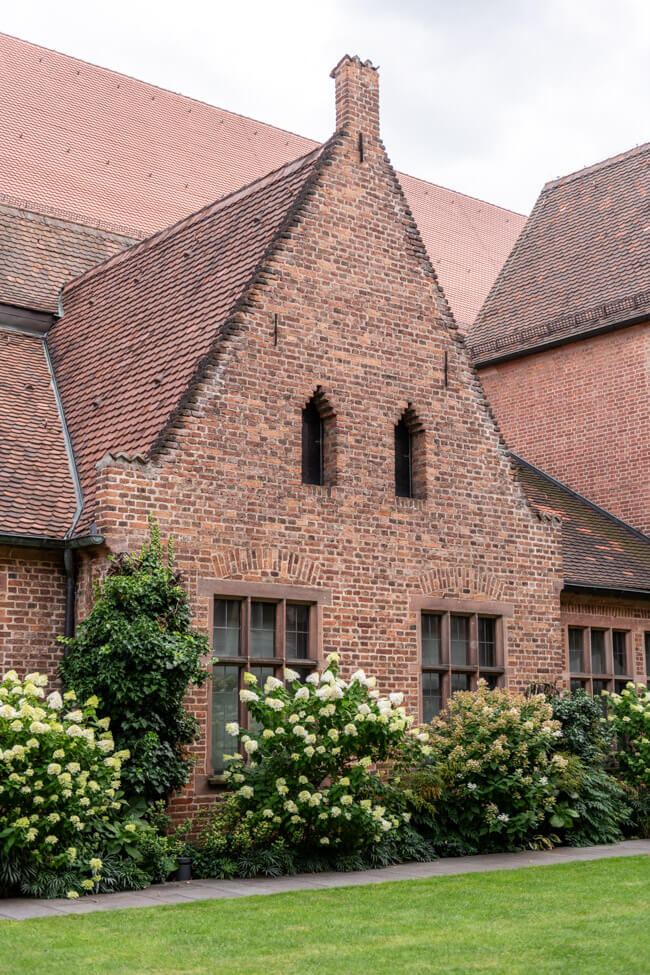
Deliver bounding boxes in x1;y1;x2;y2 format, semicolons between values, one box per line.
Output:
510;453;650;548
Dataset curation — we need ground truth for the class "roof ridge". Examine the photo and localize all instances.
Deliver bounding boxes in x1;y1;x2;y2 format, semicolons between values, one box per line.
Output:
511;452;650;548
0;31;322;149
58;140;331;304
542;141;650;193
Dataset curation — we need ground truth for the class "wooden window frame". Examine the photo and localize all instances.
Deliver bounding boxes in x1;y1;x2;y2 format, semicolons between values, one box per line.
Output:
567;625;634;694
645;632;650;688
410;596;513;720
197;580;332;787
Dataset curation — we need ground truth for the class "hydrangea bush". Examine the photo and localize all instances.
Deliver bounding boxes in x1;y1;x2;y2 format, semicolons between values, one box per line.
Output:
606;682;650;790
219;653;432;865
0;670;154;897
406;682;570;854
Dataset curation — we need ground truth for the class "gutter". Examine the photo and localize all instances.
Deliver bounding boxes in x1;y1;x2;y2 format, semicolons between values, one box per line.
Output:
472;309;650;369
563;582;650;602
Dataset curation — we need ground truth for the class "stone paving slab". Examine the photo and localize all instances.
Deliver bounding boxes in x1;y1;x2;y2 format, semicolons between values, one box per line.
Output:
2;839;648;921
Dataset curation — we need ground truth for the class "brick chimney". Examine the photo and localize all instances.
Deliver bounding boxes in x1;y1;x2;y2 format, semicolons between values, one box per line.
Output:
330;55;380;144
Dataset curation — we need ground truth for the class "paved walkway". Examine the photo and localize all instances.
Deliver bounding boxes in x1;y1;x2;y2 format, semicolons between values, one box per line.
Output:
2;839;648;921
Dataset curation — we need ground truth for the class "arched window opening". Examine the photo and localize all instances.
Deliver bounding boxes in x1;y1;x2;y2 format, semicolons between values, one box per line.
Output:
395;405;425;499
302;398;323;485
395;417;412;497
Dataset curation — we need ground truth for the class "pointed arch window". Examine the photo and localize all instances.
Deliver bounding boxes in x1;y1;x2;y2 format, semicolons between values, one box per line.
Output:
395;417;412;497
395;405;425;499
301;388;336;487
302;399;323;485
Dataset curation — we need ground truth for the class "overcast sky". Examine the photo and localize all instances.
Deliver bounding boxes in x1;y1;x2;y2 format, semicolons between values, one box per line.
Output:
3;0;649;214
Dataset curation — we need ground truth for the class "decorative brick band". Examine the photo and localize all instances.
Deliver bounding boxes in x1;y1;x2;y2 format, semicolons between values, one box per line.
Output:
211;547;322;586
417;565;505;601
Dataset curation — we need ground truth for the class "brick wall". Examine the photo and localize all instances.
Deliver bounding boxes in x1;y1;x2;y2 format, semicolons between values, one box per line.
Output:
0;545;66;678
67;59;566;820
478;322;650;534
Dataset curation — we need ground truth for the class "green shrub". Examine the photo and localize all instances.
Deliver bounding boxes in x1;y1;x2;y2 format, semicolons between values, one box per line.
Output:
606;682;650;835
406;682;569;854
214;653;432;866
548;690;629;846
0;669;148;897
59;520;208;805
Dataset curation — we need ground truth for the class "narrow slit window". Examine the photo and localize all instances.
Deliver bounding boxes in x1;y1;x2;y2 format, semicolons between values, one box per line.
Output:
302;399;323;485
395;417;412;497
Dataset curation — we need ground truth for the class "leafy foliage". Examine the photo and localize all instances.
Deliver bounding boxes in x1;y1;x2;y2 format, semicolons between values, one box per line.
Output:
404;682;570;854
0;669;175;897
59;520;208;805
220;653;428;859
605;682;650;836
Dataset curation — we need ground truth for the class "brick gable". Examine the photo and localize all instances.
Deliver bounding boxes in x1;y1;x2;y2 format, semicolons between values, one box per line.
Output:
68;57;563;815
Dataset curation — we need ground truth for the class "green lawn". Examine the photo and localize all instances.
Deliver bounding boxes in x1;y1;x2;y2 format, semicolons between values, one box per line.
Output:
3;857;649;974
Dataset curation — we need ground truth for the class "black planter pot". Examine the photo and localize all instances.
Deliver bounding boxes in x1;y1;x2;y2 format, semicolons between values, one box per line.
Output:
176;856;192;882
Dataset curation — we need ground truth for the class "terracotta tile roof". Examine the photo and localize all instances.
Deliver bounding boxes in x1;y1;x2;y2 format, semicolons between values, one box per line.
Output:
514;455;650;594
0;32;524;329
47;143;332;533
471;143;650;362
0;202;136;313
0;330;76;536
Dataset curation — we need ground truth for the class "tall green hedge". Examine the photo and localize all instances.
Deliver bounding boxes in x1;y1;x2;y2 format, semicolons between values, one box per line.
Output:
59;521;208;806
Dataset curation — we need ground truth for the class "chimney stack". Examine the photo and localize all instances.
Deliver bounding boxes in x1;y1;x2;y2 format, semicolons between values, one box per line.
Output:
330;55;380;145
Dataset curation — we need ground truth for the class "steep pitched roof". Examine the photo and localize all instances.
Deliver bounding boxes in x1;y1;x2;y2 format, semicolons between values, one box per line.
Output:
471;143;650;362
47;142;332;532
514;455;650;595
0;330;76;536
0;32;524;329
0;202;135;313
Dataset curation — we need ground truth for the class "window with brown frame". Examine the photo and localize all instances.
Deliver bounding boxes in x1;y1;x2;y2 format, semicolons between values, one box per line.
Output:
645;632;650;689
421;611;504;720
211;596;318;773
567;626;634;695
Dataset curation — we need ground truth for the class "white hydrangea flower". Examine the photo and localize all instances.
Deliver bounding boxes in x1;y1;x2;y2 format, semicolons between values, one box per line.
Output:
244;739;258;754
238;785;254;799
225;722;239;737
239;689;259;703
389;692;403;706
284;668;300;683
305;672;320;686
264;676;283;693
46;691;63;710
294;686;310;701
265;697;285;711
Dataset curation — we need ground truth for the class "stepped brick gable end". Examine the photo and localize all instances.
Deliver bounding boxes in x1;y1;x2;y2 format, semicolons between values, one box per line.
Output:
66;58;565;817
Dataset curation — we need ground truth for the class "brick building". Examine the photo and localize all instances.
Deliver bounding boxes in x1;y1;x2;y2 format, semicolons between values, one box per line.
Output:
1;38;649;813
470;144;650;696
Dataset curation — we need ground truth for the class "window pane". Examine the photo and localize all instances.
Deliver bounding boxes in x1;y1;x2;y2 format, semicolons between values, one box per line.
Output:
571;678;587;692
422;672;441;722
250;602;276;658
302;400;323;485
478;617;496;667
592;678;609;696
422;614;442;665
394;418;412;498
286;603;310;659
479;672;499;690
451;672;471;694
450;616;470;665
614;679;630;695
591;630;606;674
613;632;627;675
213;599;241;657
249;666;275;734
211;665;239;773
568;627;583;673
